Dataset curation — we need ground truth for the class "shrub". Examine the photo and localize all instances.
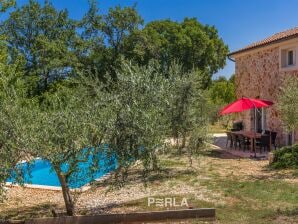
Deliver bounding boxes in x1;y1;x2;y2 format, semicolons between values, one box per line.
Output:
271;144;298;169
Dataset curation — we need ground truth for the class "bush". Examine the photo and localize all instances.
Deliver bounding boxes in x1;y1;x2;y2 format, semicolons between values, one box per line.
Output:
271;144;298;169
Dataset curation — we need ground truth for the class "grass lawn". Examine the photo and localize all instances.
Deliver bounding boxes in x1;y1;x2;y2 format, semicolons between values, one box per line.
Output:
208;124;227;133
1;146;297;223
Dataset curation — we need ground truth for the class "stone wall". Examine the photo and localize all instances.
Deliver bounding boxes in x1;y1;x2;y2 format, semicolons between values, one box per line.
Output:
234;46;298;146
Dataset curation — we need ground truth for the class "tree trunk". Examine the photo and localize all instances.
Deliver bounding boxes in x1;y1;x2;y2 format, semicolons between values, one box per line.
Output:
177;132;186;154
181;132;186;149
55;168;75;216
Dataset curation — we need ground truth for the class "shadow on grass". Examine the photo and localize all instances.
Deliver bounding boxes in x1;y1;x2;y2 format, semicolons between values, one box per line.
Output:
199;149;241;160
91;167;198;191
0;203;58;221
248;166;298;181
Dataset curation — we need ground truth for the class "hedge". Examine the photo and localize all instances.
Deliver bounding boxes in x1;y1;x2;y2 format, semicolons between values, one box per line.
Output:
271;144;298;169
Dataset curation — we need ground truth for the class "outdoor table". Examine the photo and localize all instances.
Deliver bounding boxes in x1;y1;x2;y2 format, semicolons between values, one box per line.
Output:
230;131;271;157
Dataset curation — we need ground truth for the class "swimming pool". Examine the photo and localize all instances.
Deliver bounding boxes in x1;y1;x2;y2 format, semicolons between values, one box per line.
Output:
7;149;117;189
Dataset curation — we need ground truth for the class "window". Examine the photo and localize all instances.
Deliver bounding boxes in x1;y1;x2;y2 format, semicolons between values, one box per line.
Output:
287;50;294;65
280;47;296;68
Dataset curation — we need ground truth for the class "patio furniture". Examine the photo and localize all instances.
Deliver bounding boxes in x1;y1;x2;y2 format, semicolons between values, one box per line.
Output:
238;134;251;151
264;130;277;150
220;97;273;115
226;132;233;148
219;97;274;134
256;130;269;144
256;135;270;153
231;131;266;157
264;130;270;135
231;121;243;131
230;133;239;149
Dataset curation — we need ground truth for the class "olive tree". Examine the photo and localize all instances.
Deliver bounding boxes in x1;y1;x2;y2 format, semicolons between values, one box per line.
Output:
0;39;27;201
1;62;171;215
167;64;210;164
0;0;15;12
278;76;298;132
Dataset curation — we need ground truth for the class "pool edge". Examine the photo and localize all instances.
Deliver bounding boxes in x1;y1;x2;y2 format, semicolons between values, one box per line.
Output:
5;172;113;192
5;160;140;192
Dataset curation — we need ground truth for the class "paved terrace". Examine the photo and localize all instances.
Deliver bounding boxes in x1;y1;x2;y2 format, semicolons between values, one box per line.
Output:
212;133;269;159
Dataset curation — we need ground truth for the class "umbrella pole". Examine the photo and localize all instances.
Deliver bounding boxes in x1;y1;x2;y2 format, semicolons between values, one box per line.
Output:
254;108;256;132
253;108;262;158
247;98;258;158
254;107;262;158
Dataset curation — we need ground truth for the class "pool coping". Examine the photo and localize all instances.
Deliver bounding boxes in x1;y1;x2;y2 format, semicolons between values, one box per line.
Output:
5;172;113;192
5;160;140;192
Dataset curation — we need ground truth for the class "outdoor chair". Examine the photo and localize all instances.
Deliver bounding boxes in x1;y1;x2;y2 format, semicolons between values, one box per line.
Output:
226;132;233;148
264;130;270;135
256;130;270;144
264;130;277;150
256;135;270;153
230;133;239;149
231;121;243;132
238;134;251;151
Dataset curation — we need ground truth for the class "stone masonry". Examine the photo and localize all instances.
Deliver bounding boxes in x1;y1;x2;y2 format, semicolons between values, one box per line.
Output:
234;46;298;146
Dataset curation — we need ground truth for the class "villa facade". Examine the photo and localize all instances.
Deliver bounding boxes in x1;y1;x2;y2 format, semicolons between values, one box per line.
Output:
229;27;298;146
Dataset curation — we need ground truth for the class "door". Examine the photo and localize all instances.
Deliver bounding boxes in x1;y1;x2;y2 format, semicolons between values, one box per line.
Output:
253;108;266;132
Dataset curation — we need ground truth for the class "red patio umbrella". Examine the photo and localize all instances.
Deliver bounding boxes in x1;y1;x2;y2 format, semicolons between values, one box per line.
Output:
219;97;274;158
219;97;273;115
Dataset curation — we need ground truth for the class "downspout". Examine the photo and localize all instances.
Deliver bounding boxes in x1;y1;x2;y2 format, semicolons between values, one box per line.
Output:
228;54;235;62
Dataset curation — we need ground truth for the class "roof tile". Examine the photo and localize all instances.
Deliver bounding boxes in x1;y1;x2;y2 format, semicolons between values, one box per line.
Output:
229;27;298;56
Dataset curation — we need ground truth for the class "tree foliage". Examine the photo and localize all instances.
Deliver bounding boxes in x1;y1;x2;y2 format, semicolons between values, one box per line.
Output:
1;1;228;90
207;75;236;127
166;64;210;164
125;18;229;87
1;0;79;94
209;75;236;105
0;0;15;12
278;76;298;131
79;2;143;80
0;0;228;216
0;37;27;201
1;62;173;215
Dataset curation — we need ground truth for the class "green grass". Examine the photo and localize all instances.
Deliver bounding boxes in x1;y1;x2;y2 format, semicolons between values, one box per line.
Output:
120;195;214;223
0;203;57;220
141;153;298;223
120;175;298;223
201;178;298;223
2;150;297;223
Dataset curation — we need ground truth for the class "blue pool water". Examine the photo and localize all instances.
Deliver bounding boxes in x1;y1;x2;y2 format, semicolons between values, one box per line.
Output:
7;149;117;189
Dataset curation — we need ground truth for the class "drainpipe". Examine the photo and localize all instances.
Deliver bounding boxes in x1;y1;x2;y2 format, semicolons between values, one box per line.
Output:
228;55;235;62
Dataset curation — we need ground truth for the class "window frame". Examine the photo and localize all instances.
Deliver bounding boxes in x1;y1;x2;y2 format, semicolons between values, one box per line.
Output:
287;49;295;66
279;44;298;71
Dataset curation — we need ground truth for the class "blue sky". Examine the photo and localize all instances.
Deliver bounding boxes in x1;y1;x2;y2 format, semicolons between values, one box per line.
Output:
8;0;298;78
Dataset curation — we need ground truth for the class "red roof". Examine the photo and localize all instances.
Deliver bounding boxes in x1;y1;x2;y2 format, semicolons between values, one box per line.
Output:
229;27;298;56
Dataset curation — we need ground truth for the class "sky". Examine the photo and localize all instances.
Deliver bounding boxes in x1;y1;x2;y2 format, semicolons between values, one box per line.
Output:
6;0;298;79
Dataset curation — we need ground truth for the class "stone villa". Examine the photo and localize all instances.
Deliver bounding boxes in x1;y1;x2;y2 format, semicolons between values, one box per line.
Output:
228;27;298;146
